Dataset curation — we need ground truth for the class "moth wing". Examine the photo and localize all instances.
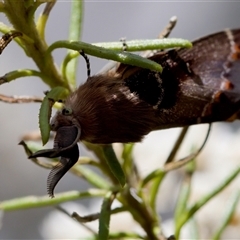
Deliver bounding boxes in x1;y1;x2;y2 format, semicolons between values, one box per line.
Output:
178;29;240;91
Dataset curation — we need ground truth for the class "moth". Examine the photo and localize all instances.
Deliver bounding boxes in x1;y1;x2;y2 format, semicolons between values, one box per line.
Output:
30;29;240;197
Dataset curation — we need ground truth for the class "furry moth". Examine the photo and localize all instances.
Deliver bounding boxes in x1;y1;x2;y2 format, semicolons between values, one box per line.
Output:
30;29;240;197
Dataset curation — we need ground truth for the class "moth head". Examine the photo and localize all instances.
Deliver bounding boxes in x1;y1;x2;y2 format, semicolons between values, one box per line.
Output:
48;105;81;151
50;106;78;131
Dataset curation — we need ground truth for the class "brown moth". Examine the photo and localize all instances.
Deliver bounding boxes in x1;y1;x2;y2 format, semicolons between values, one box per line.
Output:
30;29;240;197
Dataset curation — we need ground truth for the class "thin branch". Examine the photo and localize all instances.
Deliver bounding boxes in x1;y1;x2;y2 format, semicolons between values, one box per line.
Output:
56;205;97;235
158;16;177;39
164;124;212;172
0;94;42;103
72;211;100;223
0;31;22;54
0;189;108;211
42;0;56;15
165;126;189;164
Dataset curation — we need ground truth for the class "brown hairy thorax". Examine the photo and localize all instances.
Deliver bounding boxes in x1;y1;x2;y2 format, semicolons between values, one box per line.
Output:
63;75;162;143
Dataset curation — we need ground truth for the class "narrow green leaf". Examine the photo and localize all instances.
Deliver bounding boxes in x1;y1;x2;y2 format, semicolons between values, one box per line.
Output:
212;190;240;240
175;166;240;239
141;169;165;188
39;96;52;145
83;141;122;184
122;143;134;176
98;192;115;240
174;177;191;228
149;171;166;210
0;189;107;211
65;0;84;88
46;86;69;100
47;40;163;72
93;38;192;51
37;1;56;41
49;38;192;74
122;143;134;163
190;166;240;216
72;165;113;190
0;69;48;85
189;218;199;240
39;86;69;145
102;145;126;187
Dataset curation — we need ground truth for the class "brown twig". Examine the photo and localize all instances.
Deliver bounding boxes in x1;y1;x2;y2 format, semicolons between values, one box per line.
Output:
0;94;42;103
0;31;22;54
164;124;212;172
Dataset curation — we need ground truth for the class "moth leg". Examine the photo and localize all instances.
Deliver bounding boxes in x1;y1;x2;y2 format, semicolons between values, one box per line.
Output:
29;126;80;197
29;148;62;159
29;125;80;159
47;144;79;198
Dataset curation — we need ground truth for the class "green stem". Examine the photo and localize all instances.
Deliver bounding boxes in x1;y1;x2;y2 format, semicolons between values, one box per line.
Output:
149;172;166;211
117;187;160;240
71;164;113;190
212;190;240;240
175;166;240;238
0;189;107;211
3;0;69;89
0;69;50;85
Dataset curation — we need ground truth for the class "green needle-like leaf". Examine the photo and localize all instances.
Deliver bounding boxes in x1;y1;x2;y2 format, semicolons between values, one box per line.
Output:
98;192;115;240
212;190;240;240
94;38;192;51
0;69;49;85
65;0;84;88
102;145;126;187
0;190;107;211
175;166;240;238
39;86;69;145
48;40;163;72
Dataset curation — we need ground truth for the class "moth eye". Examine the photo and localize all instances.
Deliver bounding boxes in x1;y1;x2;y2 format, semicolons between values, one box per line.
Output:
62;107;72;116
